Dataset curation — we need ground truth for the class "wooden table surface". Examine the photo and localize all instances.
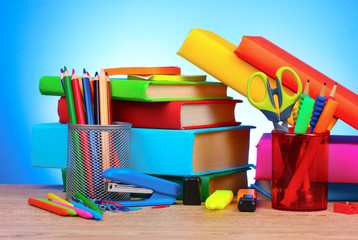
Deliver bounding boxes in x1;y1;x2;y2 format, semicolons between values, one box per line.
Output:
0;184;357;239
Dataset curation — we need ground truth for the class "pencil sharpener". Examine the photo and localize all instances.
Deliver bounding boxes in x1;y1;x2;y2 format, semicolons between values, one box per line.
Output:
334;202;358;215
183;176;201;205
238;194;257;212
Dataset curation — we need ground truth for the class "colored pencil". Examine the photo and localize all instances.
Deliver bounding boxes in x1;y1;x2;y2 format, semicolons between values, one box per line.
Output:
106;72;113;125
93;72;100;125
82;69;95;125
87;71;94;101
63;69;77;124
313;83;338;133
99;69;108;125
71;69;86;124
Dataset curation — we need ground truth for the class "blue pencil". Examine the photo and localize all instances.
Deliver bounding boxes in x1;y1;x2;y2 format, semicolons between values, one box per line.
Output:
82;69;95;124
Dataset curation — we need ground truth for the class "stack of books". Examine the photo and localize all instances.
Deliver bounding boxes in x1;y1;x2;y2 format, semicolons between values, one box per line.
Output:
33;67;255;201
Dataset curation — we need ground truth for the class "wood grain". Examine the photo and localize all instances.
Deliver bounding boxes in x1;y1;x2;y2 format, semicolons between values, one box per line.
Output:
0;184;357;240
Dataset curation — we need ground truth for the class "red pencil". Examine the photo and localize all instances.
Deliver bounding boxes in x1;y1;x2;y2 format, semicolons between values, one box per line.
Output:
72;69;86;124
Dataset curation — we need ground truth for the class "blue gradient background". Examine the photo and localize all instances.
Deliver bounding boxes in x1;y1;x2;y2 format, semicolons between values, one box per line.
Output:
1;0;357;184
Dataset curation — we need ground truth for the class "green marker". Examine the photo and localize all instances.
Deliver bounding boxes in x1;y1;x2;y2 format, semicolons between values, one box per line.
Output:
37;198;77;216
75;192;103;214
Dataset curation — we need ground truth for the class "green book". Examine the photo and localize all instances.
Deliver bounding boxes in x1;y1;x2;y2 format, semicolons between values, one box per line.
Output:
39;77;232;102
133;165;252;202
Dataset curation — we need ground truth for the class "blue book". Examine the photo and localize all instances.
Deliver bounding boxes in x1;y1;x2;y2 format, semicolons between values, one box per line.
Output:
31;123;254;175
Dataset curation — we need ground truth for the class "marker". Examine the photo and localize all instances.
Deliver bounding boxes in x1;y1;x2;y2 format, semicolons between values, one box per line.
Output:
28;198;69;216
36;198;77;216
310;82;327;132
51;200;93;219
205;190;234;210
74;192;103;214
70;201;102;220
47;193;74;207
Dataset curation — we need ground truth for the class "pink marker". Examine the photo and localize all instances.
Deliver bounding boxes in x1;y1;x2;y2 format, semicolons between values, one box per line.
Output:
51;200;93;219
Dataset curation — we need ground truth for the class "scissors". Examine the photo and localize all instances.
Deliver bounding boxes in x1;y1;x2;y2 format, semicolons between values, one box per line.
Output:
246;66;302;132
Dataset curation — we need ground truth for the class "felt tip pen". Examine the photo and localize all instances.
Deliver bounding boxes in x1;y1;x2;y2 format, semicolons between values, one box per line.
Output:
28;198;69;216
51;200;93;219
70;201;102;220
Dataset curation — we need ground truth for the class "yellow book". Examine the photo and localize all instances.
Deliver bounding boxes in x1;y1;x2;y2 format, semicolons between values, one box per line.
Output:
177;28;297;125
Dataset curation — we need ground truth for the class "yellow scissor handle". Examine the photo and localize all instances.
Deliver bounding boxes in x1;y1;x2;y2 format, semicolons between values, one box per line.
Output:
246;71;277;113
246;67;303;121
276;67;302;119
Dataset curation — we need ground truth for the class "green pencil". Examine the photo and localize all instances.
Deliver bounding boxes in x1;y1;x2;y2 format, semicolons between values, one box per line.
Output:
63;69;77;124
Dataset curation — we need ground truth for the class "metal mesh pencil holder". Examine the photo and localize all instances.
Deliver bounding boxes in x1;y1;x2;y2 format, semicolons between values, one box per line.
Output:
66;123;131;201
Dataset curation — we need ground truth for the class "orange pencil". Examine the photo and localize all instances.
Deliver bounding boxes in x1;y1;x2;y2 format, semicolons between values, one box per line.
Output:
99;69;108;125
72;69;86;124
313;83;338;133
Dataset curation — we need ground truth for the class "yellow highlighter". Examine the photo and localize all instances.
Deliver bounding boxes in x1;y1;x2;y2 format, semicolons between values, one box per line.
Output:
47;193;74;207
205;190;234;210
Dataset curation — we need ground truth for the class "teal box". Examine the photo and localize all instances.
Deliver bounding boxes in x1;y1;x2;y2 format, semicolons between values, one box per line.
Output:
31;123;68;168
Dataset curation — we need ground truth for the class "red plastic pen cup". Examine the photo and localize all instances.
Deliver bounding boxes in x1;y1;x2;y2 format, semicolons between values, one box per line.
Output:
271;128;329;211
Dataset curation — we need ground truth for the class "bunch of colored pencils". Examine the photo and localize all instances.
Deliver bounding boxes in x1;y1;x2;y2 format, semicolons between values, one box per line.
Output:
61;67;113;126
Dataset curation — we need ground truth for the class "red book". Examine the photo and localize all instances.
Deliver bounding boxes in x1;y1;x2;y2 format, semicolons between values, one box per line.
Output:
58;97;242;130
235;36;358;130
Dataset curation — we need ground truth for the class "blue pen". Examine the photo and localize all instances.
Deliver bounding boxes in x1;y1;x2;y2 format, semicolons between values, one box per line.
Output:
71;201;102;220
